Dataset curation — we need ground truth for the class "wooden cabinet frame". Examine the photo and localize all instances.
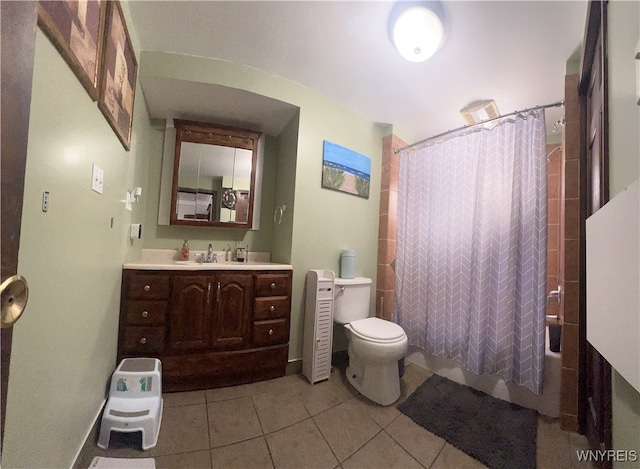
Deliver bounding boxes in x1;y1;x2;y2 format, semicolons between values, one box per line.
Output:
118;269;292;392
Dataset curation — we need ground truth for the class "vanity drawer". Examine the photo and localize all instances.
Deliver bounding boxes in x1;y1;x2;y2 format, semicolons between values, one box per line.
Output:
122;327;165;354
254;273;291;297
254;296;290;320
252;319;289;346
127;275;170;300
125;301;167;326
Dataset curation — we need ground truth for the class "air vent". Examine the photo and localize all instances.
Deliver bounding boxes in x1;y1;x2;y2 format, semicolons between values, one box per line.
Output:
460;99;500;125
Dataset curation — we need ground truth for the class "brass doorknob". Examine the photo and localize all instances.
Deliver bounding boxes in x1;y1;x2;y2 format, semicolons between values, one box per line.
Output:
1;275;29;328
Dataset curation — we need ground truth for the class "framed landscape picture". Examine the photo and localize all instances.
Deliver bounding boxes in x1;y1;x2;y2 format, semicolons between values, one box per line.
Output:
322;141;371;199
97;0;137;150
38;0;107;101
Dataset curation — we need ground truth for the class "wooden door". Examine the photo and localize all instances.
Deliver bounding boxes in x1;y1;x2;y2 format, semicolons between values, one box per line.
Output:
235;191;250;223
170;275;213;351
212;273;252;350
0;1;38;451
580;1;612;463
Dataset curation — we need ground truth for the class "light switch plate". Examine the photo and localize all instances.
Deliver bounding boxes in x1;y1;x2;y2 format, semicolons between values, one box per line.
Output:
91;164;104;194
125;191;132;211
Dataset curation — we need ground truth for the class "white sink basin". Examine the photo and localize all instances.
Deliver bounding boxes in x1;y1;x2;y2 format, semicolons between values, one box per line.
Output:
172;260;248;265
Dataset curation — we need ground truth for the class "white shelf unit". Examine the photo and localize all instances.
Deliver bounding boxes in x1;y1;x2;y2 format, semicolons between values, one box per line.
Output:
303;270;335;384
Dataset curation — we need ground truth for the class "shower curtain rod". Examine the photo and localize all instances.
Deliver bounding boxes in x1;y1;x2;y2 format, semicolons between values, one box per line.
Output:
394;99;565;153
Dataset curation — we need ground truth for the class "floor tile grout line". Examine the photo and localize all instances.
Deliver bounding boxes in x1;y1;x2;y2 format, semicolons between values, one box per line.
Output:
204;397;214;468
381;426;430;469
427;440;448;469
309;412;342;466
390;431;429;469
260;432;277;469
250;393;269;436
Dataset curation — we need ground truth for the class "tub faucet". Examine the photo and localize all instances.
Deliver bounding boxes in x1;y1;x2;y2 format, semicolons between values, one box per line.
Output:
207;244;216;263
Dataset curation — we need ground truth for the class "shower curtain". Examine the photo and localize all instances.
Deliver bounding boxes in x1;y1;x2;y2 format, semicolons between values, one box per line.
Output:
395;112;547;394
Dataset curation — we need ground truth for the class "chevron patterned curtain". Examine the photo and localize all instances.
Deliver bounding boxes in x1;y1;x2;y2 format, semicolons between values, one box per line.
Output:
395;112;547;394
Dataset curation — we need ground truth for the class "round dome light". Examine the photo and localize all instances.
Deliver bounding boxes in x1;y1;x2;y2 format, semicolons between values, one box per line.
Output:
391;5;444;62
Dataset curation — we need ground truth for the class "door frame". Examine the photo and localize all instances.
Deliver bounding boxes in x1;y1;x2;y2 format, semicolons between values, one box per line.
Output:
578;0;612;462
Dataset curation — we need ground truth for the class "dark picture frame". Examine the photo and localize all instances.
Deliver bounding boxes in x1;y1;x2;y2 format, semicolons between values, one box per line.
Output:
98;0;137;151
37;0;107;101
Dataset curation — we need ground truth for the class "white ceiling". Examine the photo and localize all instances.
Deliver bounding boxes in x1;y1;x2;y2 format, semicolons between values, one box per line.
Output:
130;1;587;143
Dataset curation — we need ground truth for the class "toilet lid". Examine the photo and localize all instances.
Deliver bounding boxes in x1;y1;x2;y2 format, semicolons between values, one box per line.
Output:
349;317;406;341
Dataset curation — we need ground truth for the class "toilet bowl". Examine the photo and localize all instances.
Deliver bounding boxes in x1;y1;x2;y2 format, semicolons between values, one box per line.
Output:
334;278;408;406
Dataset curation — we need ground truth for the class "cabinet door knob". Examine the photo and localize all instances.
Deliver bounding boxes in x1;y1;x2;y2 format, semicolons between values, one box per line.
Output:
270;282;276;289
268;329;274;336
269;305;275;312
142;311;149;318
144;285;151;292
140;337;147;345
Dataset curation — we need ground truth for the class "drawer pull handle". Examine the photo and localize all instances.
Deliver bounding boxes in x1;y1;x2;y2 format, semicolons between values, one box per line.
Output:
270;282;276;290
207;283;212;304
268;329;274;336
217;282;221;303
142;311;149;318
144;285;151;292
269;305;275;312
140;337;147;345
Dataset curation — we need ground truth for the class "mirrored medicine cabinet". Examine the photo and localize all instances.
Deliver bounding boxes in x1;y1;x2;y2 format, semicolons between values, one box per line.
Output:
169;119;262;229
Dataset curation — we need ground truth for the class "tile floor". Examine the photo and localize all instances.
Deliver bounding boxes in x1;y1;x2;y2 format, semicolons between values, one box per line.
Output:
75;361;592;469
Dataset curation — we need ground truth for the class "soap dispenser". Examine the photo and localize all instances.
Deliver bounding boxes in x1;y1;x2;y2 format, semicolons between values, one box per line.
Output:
180;240;190;261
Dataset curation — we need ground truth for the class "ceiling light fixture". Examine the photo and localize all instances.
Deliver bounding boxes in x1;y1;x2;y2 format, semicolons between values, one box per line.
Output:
390;2;445;63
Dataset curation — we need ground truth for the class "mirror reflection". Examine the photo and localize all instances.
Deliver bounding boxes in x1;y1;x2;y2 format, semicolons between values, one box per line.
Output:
170;120;260;228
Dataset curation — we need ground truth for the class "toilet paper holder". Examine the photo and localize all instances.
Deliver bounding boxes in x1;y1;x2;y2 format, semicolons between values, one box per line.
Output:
130;224;142;240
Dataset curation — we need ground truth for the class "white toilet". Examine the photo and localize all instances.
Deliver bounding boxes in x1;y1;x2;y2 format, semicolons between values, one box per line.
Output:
334;277;408;406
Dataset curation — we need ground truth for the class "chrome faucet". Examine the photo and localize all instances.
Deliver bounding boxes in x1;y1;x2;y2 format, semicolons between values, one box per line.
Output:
206;244;217;263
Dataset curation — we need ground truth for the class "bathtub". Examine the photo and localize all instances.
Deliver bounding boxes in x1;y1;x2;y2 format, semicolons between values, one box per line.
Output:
405;332;561;417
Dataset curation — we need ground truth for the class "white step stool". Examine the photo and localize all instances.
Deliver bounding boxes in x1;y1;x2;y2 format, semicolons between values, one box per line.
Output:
98;358;163;450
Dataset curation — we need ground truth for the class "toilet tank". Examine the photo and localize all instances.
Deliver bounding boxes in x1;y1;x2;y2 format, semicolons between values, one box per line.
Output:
333;277;372;324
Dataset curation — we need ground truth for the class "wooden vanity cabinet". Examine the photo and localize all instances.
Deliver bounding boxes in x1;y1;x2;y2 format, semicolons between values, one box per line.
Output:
120;273;170;355
212;273;253;350
170;275;212;351
118;269;292;392
252;273;292;347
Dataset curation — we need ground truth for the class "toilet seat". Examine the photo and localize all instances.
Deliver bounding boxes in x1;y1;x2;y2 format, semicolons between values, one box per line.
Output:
349;317;406;343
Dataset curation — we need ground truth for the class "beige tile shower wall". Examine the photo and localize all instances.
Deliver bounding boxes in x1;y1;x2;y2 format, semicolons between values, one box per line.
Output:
376;134;406;320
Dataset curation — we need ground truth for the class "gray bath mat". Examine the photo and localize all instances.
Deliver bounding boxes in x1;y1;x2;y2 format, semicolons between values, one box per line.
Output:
397;374;538;469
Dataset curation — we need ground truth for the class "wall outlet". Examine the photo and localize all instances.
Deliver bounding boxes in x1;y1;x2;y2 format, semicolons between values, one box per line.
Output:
92;164;104;194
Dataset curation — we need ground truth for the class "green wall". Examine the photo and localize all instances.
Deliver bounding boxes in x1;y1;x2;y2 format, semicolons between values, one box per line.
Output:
608;1;640;465
2;29;155;467
4;25;384;466
139;52;385;360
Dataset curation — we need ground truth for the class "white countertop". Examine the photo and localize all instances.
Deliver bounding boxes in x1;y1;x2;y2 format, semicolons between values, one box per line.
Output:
123;249;292;271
